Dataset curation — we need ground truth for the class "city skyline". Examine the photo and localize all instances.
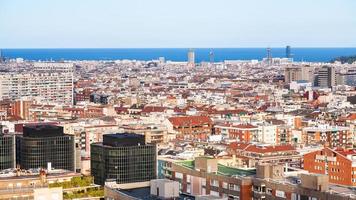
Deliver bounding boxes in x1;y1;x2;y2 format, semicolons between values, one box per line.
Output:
1;0;356;48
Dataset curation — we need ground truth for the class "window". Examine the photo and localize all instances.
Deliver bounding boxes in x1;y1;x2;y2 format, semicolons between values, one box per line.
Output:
223;182;228;189
211;179;219;187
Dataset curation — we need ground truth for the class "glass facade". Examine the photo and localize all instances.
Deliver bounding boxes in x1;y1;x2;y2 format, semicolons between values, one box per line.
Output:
91;138;157;185
0;135;15;170
17;133;75;171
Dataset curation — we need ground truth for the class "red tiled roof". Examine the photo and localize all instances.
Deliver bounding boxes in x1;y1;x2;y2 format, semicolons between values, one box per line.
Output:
168;116;212;127
229;142;296;153
115;106;129;113
334;148;356;156
229;142;250;150
245;144;295;153
233;124;257;129
210;109;247;115
141;106;166;113
346;113;356;120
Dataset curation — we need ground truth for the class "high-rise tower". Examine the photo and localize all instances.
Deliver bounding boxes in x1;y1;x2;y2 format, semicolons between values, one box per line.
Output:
286;45;292;58
187;49;195;66
209;49;214;64
0;49;4;63
266;47;272;65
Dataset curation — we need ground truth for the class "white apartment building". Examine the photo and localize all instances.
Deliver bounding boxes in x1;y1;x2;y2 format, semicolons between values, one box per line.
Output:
33;62;74;73
0;62;74;105
257;123;278;144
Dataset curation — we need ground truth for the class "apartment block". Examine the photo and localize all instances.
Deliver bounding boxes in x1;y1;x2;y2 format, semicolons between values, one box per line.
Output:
0;63;74;105
304;147;356;187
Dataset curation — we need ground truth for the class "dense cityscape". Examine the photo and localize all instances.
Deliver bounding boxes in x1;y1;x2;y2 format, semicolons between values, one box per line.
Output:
0;46;356;200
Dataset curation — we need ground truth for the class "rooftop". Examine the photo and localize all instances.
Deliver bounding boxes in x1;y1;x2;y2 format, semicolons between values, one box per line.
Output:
115;187;194;200
176;160;256;177
23;124;64;138
102;133;146;147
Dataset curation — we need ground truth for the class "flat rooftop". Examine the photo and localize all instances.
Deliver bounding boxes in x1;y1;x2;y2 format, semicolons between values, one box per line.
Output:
117;187;194;200
102;133;146;147
23;124;64;137
176;160;256;177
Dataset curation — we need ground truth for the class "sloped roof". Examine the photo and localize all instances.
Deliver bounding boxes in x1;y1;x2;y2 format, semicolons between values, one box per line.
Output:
168;116;212;127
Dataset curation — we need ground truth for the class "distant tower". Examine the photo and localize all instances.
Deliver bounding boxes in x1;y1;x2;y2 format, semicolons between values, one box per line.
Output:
286;45;291;58
187;49;195;66
0;49;4;63
266;47;272;65
209;49;214;64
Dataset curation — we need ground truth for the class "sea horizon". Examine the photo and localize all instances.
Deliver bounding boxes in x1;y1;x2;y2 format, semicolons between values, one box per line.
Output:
2;47;356;63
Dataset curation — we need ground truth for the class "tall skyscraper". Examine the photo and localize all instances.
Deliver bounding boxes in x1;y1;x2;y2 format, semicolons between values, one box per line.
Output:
286;45;292;58
317;66;336;88
91;133;157;185
0;49;4;63
187;49;195;66
16;125;75;171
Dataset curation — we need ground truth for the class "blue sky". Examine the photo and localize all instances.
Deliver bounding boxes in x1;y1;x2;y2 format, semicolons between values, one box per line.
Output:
1;0;356;48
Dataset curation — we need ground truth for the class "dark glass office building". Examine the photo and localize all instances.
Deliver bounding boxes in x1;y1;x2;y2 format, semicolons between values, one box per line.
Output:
16;125;75;171
91;133;157;185
0;134;15;170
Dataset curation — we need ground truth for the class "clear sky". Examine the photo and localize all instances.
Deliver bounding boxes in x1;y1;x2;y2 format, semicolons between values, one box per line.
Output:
1;0;356;48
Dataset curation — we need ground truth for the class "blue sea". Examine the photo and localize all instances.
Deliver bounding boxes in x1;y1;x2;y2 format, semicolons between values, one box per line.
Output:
2;48;356;62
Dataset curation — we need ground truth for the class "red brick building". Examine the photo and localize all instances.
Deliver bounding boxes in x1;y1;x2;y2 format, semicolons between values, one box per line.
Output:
303;147;356;187
228;143;300;167
167;116;213;140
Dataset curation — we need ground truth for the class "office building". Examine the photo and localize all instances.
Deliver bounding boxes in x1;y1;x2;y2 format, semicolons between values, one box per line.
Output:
285;65;314;83
188;49;195;66
0;134;15;170
317;65;336;88
0;62;74;105
16;125;75;171
344;69;356;86
91;133;157;185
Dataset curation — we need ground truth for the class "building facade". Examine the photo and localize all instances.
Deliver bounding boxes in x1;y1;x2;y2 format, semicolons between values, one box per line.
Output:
302;125;352;149
317;66;336;88
167;116;213;140
16;125;75;171
303;147;356;187
0;134;15;170
91;133;157;185
0;62;74;105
